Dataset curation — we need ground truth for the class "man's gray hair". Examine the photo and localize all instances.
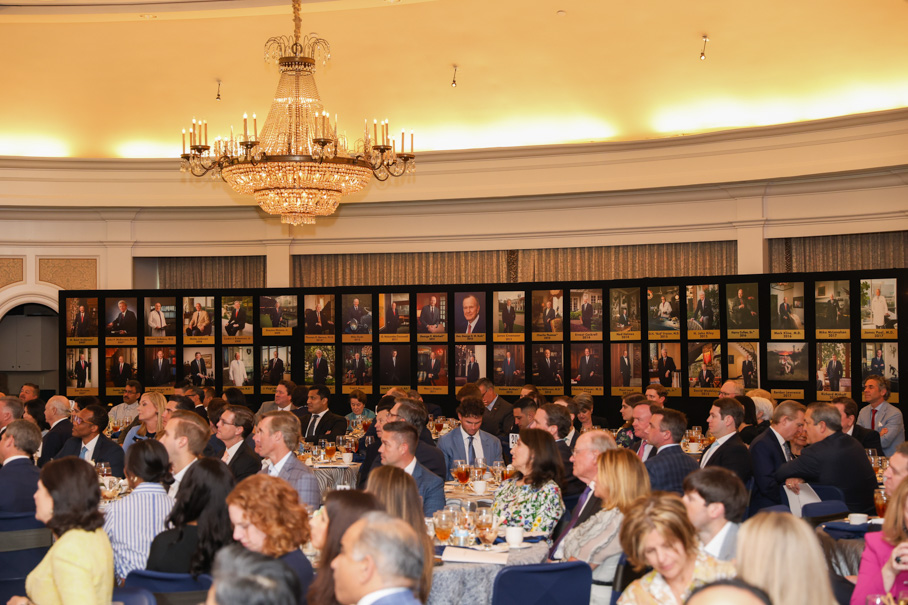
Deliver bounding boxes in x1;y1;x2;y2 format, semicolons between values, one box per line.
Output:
752;397;774;423
4;419;41;457
582;429;617;454
0;396;25;421
807;402;842;433
772;400;806;425
392;399;427;431
352;512;424;587
46;395;72;418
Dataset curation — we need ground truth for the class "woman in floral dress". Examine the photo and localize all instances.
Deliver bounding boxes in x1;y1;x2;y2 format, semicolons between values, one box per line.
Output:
491;428;565;535
615;393;645;449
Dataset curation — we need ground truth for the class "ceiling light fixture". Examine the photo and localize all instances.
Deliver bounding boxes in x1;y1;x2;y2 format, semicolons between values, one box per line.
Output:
178;0;415;226
451;65;458;87
700;35;709;60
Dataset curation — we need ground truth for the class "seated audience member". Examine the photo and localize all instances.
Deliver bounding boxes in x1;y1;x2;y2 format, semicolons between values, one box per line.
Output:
186;386;209;424
789;422;808;457
38;395;71;466
146;457;235;576
255;380;297;422
202;397;228;458
159;409;210;497
736;512;836;605
298;384;348;443
884;442;908;497
644;383;667;407
477;377;514;437
858;375;904;458
366;466;435;603
122;392;166;455
833;396;883;455
55;404;125;478
203;387;216;407
389;398;447;477
223;387;248;408
734;395;762;445
749;400;806;511
164;394;195;424
357;398;395;488
631;400;657;462
208;544;301;605
492;428;565;535
552;396;581;448
173;379;192;397
438;396;503;479
22;398;50;434
7;458;113;605
511;396;539;432
750;396;774;438
1;396;25;436
103;439;174;581
227;475;314;603
617;492;735;605
331;512;424;605
644;407;700;495
379;421;444;516
0;419;42;512
561;448;651;604
686;579;773;605
852;478;908;602
701;398;753;483
456;383;482;402
775;402;878;514
407;389;442;419
520;383;540;399
615;393;646;449
682;468;748;562
254;411;320;511
346;389;376;424
217;404;261;482
307;490;383;605
574;392;607;432
535;403;585;499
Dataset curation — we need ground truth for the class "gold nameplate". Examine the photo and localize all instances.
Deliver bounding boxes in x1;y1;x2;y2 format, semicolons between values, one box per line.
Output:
380;334;410;343
343;334;371;343
493;333;524;343
67;387;98;396
108;387;125;396
418;333;447;343
184;336;214;345
106;337;137;346
418;385;448;395
146;386;174;395
262;327;293;337
261;384;277;394
146;337;176;346
223;335;253;345
343;385;373;394
612;386;639;397
689;330;720;340
538;386;565;396
532;332;563;342
571;331;602;342
648;330;680;341
67;337;97;346
610;331;641;342
771;389;805;400
305;334;335;343
770;329;805;340
497;387;522;397
578;386;604;396
689;387;720;398
816;390;850;401
728;329;759;340
816;329;850;340
455;333;485;343
862;329;898;339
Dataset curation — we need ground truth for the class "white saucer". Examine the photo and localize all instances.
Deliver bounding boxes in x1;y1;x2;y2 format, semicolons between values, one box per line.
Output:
506;542;531;549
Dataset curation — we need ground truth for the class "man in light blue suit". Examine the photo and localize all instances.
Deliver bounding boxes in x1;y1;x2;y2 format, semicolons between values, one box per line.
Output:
858;375;905;457
380;421;445;516
438;397;503;479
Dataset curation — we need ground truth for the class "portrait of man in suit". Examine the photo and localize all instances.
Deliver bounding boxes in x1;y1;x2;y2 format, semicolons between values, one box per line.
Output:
496;347;522;387
466;354;480;383
185;301;212;337
267;299;284;327
228;351;247;387
825;351;844;392
352;352;366;385
728;285;759;329
267;350;284;385
69;300;95;338
501;298;517;333
697;366;715;388
581;293;594;330
772;282;805;330
417;294;444;333
110;354;132;387
149;349;172;386
619;347;632;386
740;351;757;389
536;347;562;387
311;348;329;385
573;345;601;387
107;299;137;337
420;349;444;385
657;347;677;388
385;300;401;333
189;351;207;386
455;293;485;335
543;300;557;332
224;299;248;336
381;346;409;385
75;353;90;388
689;286;716;331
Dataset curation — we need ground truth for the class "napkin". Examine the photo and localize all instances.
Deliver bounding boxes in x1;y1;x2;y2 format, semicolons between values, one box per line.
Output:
441;546;509;565
821;521;882;540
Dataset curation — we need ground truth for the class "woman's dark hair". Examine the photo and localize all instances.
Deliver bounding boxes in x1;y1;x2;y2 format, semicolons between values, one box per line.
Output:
735;395;758;426
24;399;50;431
125;438;174;486
166;457;235;576
223;388;247;408
291;385;309;407
40;457;104;536
307;490;383;605
516;428;563;489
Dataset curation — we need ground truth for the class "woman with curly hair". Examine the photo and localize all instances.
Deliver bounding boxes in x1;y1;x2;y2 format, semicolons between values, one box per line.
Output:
227;475;314;604
122;391;166;454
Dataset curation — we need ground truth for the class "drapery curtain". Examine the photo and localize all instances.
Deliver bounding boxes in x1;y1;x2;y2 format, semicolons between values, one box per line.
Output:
769;231;908;273
158;256;266;289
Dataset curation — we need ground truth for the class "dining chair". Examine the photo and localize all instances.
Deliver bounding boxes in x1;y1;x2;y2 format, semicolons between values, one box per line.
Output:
0;512;53;604
112;586;157;605
491;560;591;605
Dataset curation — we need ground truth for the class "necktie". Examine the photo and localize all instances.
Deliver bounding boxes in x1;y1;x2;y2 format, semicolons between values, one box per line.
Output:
157;311;163;326
467;435;475;466
467;323;472;334
80;446;89;460
307;414;320;438
701;440;719;467
222;448;231;463
637;440;648;459
783;441;793;462
120;364;123;373
872;408;878;430
549;485;592;558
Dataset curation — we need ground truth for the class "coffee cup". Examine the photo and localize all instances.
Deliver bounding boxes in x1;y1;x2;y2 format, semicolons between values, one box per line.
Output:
688;442;701;453
848;513;869;525
506;527;524;547
471;480;488;495
341;452;353;464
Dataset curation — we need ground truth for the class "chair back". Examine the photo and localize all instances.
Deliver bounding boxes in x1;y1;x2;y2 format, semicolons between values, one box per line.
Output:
802;500;851;527
610;553;648;605
758;504;792;514
124;570;212;592
112;586;157;605
491;560;591;605
0;512;53;604
812;485;846;502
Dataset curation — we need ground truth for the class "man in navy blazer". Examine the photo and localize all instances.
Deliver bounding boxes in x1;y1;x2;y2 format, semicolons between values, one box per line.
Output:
644;408;700;495
380;421;444;516
55;405;125;478
438;397;503;479
701;398;753;484
38;396;73;467
389;399;447;479
0;420;42;512
834;397;883;455
748;400;806;511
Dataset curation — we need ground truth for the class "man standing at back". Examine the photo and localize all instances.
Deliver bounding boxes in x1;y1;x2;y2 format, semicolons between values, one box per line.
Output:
438;397;503;479
857;375;905;457
748;400;805;511
644;407;699;494
254;411;320;511
700;398;752;483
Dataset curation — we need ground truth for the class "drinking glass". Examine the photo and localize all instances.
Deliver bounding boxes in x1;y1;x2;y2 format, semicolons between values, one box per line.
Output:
432;511;455;545
470;467;484;483
867;596;887;605
364;436;375;449
95;462;112;477
875;489;889;518
453;460;470;492
491;461;505;483
866;449;877;459
474;457;487;473
318;439;327;451
475;509;499;550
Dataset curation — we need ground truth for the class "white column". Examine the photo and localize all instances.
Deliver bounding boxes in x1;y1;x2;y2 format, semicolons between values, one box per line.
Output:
265;242;291;288
735;221;769;275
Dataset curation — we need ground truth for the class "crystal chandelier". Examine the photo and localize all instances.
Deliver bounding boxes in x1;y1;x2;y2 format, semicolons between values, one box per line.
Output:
179;0;415;226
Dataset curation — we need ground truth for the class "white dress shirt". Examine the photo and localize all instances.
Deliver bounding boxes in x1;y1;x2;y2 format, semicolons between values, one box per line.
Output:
700;432;734;467
461;427;485;462
221;440;243;465
80;434;100;461
169;458;197;498
403;456;418;476
704;521;734;560
269;451;293;477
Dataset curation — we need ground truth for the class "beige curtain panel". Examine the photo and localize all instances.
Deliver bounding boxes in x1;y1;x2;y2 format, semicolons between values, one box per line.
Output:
769;231;908;273
159;256;266;289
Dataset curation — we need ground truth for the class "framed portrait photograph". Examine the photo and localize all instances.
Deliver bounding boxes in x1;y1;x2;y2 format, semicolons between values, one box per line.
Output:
815;281;851;339
182;296;215;345
66;347;98;396
104;297;138;345
379;344;410;390
862;342;899;403
260;294;298;336
454;292;486;342
105;347;137;394
342;294;373;343
609;287;641;341
415;292;447;341
305;345;335;391
686;284;720;340
492;345;525;395
726;283;760;339
145;297;177;345
726;342;759;392
418;344;448;394
646;286;680;340
816;342;851;400
304;294;335;342
260;345;291;394
145;347;176;393
493;291;525;342
861;278;898;339
182;347;215;388
221;295;254;344
223;346;254;393
769;282;805;339
688;342;722;397
531;290;564;341
766;342;809;383
570;343;604;395
531;343;564;396
648;343;682;397
570;289;603;340
454;344;486;388
611;343;642;396
341;345;372;394
378;292;410;342
65;296;98;346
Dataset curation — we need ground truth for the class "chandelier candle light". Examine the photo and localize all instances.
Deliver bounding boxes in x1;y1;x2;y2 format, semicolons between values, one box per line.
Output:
179;0;415;226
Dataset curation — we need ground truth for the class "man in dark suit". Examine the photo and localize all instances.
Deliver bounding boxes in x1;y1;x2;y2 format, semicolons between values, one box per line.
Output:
776;402;878;514
384;301;400;333
38;396;73;467
749;400;806;511
698;366;715;388
150;349;171;386
778;296;793;329
384;349;402;384
311;349;329;385
298;384;348;443
308;302;330;334
535;404;585;499
542;301;557;333
0;419;42;512
389;399;447;478
477;378;514;438
537;348;560;386
189;351;207;386
111;355;132;387
834;397;883;456
265;298;283;328
694;290;713;330
107;300;137;336
644;408;700;495
466;355;480;383
826;353;844;392
741;353;756;389
347;297;366;323
216;405;261;482
72;304;91;337
501;351;517;386
380;421;445;515
75;353;90;388
55;405;125;478
225;300;247;336
267;351;284;386
619;349;631;387
732;288;758;328
352;352;366;385
457;294;485;335
580;295;594;330
423;351;441;384
871;349;886;376
575;347;600;386
657;348;676;388
701;398;753;483
501;299;516;333
418;295;441;333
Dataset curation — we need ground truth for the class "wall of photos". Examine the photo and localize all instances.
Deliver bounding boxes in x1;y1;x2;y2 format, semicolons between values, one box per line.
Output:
59;269;904;427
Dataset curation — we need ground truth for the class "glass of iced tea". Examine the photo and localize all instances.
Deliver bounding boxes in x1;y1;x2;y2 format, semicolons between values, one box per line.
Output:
875;489;889;518
325;442;337;460
475;509;499;550
433;511;454;545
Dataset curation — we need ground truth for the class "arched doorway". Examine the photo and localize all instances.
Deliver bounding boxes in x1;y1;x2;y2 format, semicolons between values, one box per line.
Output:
0;303;59;399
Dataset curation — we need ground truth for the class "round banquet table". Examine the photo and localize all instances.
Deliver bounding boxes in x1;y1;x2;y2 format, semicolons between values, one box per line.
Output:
427;542;549;605
310;461;360;495
444;480;495;508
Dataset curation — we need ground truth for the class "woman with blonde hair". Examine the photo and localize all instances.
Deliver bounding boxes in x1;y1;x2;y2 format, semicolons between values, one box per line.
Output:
366;465;434;602
561;448;651;604
122;391;166;454
736;511;835;605
617;492;734;604
852;478;908;602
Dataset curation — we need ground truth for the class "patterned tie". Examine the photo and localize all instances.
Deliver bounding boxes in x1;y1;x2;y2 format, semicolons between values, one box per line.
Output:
783;441;793;463
467;435;475;466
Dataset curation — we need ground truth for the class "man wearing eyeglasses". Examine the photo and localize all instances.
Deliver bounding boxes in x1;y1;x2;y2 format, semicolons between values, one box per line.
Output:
55;405;124;478
216;405;261;482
